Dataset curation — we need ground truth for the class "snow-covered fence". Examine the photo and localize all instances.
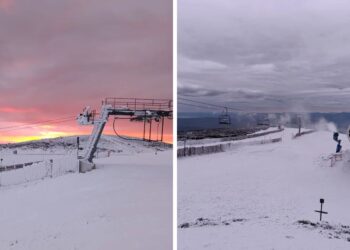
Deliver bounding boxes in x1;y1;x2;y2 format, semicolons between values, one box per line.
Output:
51;156;79;176
325;153;343;168
95;150;114;159
221;128;284;142
0;160;44;172
178;137;282;158
0;156;78;187
293;130;315;138
0;161;49;186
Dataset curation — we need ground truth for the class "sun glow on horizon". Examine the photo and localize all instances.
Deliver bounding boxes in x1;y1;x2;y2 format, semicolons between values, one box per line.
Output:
0;115;173;144
0;130;173;144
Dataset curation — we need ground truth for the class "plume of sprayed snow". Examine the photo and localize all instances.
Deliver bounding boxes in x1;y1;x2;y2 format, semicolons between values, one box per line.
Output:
268;113;277;120
278;113;292;125
299;113;312;127
267;113;277;122
313;118;338;132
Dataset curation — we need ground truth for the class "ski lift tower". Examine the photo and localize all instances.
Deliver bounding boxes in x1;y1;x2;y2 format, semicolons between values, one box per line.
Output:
77;98;172;173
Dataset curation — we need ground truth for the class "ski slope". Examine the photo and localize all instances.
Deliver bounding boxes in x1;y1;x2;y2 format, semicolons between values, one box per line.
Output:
178;127;350;249
0;135;169;163
0;136;172;250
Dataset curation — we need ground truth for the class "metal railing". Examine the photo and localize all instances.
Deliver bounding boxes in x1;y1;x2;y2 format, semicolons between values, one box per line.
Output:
103;98;172;112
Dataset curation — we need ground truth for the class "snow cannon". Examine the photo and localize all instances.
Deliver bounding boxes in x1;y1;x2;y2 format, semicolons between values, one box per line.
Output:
333;132;340;142
333;132;342;153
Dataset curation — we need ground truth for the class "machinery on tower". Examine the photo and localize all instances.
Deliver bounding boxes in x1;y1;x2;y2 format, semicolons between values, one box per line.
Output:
77;98;172;172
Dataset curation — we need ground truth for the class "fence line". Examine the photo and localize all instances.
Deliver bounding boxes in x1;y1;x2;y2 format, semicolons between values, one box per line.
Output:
293;130;315;138
220;128;284;142
0;160;44;172
178;137;282;158
0;156;78;187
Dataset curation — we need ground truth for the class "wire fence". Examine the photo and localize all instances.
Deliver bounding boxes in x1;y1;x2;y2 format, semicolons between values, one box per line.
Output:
178;137;282;158
0;156;78;187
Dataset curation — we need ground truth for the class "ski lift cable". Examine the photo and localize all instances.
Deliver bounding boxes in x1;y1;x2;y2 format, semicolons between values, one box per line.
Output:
178;102;222;110
179;102;234;115
0;117;76;132
178;97;241;111
0;115;76;131
179;101;232;126
112;117;144;141
179;98;226;109
0;118;75;132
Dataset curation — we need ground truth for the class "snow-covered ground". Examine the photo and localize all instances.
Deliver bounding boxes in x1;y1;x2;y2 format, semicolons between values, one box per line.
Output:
0;136;172;250
178;127;350;249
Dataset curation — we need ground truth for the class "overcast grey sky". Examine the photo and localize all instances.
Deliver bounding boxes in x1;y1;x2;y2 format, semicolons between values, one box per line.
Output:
178;0;350;112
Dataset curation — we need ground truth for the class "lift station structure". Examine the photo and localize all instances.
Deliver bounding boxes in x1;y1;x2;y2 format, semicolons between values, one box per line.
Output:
77;97;172;172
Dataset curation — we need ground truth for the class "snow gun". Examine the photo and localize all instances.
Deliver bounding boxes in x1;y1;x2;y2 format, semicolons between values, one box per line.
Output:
333;132;342;153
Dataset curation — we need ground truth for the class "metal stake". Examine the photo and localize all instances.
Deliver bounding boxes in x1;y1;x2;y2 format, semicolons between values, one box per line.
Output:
315;198;328;221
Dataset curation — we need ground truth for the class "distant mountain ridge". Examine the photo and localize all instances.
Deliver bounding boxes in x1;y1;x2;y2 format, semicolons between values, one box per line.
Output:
178;112;350;132
0;135;171;155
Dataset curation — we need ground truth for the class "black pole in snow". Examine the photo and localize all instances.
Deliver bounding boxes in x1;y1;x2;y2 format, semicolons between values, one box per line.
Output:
161;116;165;142
149;119;152;141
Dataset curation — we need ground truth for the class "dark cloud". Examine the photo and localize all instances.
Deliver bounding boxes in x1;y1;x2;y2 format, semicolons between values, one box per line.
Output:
178;84;227;97
179;0;350;112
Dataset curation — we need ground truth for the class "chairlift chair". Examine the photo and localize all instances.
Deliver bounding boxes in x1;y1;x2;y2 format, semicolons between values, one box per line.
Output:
218;107;231;125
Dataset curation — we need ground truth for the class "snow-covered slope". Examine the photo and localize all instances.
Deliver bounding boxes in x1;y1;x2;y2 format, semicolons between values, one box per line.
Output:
178;127;350;249
0;135;171;168
0;136;172;250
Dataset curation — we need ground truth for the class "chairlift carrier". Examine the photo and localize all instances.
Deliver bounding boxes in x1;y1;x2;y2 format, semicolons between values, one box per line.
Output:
218;107;231;125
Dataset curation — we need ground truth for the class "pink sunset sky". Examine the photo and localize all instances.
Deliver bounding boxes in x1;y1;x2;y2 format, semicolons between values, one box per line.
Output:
0;0;172;143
